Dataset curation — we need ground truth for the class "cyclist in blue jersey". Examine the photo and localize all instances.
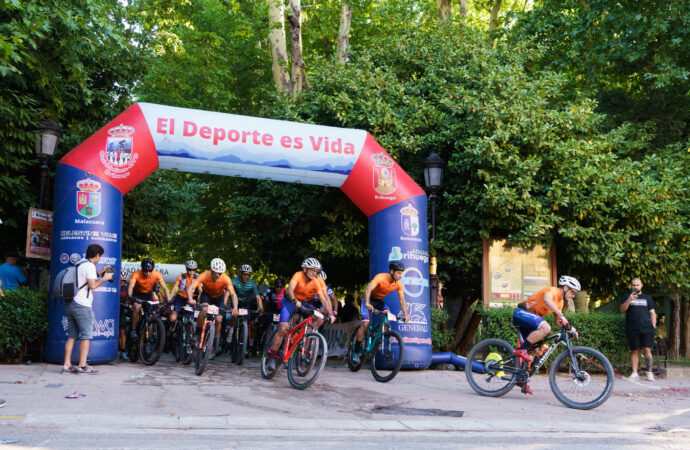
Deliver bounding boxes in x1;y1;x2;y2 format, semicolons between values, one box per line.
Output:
312;271;339;318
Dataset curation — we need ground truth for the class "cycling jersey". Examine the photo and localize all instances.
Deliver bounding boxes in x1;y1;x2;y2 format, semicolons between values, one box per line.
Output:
191;271;234;298
173;272;198;299
232;276;259;306
520;287;563;318
369;273;404;300
264;287;285;311
289;271;327;302
129;270;165;295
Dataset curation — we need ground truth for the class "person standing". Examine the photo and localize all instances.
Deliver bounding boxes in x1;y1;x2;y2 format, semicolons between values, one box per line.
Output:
0;250;27;292
61;244;113;374
620;277;657;381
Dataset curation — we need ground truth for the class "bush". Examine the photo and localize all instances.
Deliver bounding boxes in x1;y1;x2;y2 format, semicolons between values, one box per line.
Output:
431;308;454;352
0;287;49;362
477;307;629;371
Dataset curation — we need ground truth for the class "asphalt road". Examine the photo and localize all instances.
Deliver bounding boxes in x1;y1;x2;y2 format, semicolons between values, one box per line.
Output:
1;353;688;449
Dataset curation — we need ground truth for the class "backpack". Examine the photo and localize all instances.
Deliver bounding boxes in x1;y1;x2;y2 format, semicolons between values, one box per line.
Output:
53;260;89;305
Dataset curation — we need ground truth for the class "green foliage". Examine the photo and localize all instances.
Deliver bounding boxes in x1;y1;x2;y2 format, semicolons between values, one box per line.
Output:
430;308;453;352
478;307;630;370
0;287;49;362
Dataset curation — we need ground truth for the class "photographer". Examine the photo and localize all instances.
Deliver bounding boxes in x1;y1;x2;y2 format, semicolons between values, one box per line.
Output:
61;244;114;374
620;277;657;381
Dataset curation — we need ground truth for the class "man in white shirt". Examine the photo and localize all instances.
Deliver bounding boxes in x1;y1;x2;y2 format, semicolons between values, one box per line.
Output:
62;244;113;374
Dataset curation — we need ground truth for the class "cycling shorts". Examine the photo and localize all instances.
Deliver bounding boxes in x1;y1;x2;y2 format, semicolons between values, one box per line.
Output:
172;294;190;313
200;292;224;308
132;292;154;302
361;298;388;323
512;307;544;338
280;299;316;323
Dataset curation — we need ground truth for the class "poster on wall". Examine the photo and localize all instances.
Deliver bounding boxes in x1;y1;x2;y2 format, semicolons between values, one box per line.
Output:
26;208;53;260
482;238;555;308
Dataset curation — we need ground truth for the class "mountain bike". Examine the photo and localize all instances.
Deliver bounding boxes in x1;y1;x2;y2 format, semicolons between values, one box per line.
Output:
194;304;220;376
229;308;249;365
260;307;328;390
125;297;166;365
465;323;614;410
346;309;404;383
175;305;196;365
253;310;279;357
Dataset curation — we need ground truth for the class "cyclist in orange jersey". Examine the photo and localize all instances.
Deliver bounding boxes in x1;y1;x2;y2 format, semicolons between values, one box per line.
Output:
127;258;171;339
186;258;238;341
168;260;200;327
353;261;410;354
267;257;335;361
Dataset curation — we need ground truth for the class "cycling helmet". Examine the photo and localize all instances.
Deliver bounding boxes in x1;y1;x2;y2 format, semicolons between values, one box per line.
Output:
301;257;322;270
240;264;253;274
558;275;581;291
141;258;155;271
210;258;226;273
274;277;284;287
320;271;327;281
389;261;405;272
185;260;197;270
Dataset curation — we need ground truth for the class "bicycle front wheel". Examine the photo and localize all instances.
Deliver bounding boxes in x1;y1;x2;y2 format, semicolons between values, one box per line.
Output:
549;346;614;410
233;320;248;366
179;320;195;365
346;326;363;372
287;332;328;390
140;318;165;365
195;322;215;376
465;338;519;397
260;328;283;379
370;330;404;383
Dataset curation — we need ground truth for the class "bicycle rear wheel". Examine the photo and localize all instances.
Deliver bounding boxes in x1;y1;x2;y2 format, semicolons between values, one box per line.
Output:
260;328;283;379
179;320;195;365
465;338;519;397
287;332;328;390
346;326;363;372
370;330;404;383
549;346;614;410
140;318;165;365
195;322;215;376
232;320;248;366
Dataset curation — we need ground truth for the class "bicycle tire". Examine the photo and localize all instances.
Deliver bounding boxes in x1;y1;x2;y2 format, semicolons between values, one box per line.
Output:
195;322;215;376
346;326;363;372
139;317;165;365
260;328;283;379
179;320;195;365
465;338;519;397
287;332;328;390
370;330;404;383
126;323;141;363
549;346;614;410
234;320;248;366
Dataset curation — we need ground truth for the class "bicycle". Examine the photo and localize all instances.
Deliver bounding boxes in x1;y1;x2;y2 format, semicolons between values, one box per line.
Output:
260;306;328;390
465;323;615;410
125;297;166;365
229;308;249;365
175;304;197;365
253;310;279;357
194;304;220;376
346;309;405;383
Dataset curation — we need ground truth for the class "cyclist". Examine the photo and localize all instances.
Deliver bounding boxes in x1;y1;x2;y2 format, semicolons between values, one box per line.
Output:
127;258;171;339
186;258;238;342
267;258;335;362
263;277;285;315
232;264;264;312
312;271;339;318
169;260;199;327
353;261;410;359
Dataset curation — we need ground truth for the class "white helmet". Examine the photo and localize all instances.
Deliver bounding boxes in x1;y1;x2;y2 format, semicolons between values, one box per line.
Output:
185;260;197;270
320;271;327;280
301;257;321;270
558;275;581;291
210;258;226;273
240;264;253;273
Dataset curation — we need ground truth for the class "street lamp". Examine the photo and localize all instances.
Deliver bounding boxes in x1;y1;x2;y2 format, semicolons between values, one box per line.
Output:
28;120;62;289
423;151;444;308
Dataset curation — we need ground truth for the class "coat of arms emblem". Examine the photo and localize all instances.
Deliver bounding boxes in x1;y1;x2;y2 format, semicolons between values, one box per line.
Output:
76;178;101;219
400;203;419;237
99;123;138;179
371;153;397;195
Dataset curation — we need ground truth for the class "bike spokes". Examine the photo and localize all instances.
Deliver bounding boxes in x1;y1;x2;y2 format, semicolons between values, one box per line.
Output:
549;346;614;410
465;338;519;397
287;332;328;390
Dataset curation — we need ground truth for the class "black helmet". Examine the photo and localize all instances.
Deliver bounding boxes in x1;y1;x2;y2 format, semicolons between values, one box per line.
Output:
141;258;155;271
274;277;284;287
389;261;405;272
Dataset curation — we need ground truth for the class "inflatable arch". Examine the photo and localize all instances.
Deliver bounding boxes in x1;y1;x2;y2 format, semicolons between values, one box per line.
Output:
45;103;432;368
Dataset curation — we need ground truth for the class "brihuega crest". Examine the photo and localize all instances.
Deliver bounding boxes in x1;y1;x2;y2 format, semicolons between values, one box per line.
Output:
371;153;397;195
76;178;101;219
99;123;139;179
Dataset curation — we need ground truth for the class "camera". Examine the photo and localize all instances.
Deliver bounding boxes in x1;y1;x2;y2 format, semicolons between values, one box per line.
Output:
104;266;115;282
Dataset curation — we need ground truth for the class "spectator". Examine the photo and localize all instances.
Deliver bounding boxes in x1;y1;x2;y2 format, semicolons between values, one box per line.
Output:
620;277;657;381
0;250;26;292
61;244;113;374
339;294;359;323
0;279;4;297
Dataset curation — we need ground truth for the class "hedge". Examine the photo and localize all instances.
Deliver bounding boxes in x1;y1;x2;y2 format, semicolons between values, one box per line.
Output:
0;287;49;362
477;307;629;371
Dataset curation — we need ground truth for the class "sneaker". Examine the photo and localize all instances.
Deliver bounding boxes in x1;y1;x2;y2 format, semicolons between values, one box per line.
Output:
646;371;655;381
516;382;532;394
60;365;77;374
119;351;129;361
76;365;98;374
129;329;138;340
514;349;534;362
628;372;639;381
268;348;280;360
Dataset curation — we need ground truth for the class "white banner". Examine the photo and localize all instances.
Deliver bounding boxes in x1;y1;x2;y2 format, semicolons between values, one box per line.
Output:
320;321;361;357
121;261;186;285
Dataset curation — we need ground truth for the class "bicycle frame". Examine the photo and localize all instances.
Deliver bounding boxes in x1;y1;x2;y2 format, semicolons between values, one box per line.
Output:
493;327;574;380
363;310;391;354
279;314;317;364
196;304;220;350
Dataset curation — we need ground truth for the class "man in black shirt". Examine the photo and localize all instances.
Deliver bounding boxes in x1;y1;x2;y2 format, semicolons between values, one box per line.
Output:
620;278;657;381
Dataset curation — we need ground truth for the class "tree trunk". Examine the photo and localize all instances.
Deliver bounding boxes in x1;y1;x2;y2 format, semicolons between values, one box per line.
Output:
268;0;291;92
336;2;352;64
455;310;482;356
287;0;309;94
452;298;476;349
668;292;681;360
681;298;689;359
488;0;503;47
437;0;451;21
458;0;468;17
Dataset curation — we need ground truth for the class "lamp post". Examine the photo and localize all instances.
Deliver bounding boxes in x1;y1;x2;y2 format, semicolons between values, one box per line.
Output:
423;151;444;309
28;120;63;289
